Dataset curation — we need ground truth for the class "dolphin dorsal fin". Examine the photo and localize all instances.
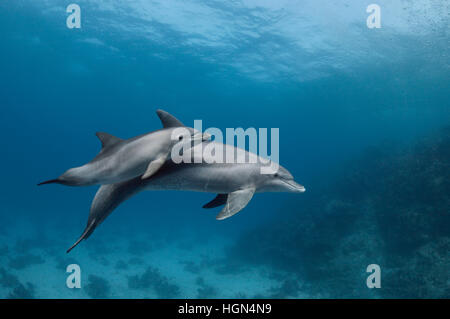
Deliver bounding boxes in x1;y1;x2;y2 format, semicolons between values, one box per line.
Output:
95;132;122;149
156;109;184;128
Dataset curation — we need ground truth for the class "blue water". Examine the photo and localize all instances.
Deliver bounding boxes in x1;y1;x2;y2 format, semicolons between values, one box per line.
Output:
0;1;449;298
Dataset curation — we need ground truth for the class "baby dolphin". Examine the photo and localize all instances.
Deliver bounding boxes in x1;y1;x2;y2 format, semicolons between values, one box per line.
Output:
38;110;209;186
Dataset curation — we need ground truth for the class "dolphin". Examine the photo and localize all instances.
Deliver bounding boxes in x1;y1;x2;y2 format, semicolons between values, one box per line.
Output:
66;135;305;253
38;110;209;186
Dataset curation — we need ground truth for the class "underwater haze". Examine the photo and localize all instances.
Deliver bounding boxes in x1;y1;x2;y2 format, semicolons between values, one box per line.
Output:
0;0;449;298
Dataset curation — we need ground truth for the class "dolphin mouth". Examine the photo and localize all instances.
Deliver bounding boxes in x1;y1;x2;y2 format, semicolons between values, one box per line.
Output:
283;180;306;193
202;132;211;141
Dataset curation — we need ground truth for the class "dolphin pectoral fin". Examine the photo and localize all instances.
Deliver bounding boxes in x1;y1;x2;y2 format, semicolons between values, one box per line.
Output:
216;188;255;220
141;154;168;179
66;219;97;253
203;194;228;209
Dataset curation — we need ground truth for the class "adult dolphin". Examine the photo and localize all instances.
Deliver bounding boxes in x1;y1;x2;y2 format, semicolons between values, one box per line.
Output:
38;110;209;186
67;140;305;253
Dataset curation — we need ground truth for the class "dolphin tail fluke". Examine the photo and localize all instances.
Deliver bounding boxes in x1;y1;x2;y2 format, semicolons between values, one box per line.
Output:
66;219;97;253
37;178;60;186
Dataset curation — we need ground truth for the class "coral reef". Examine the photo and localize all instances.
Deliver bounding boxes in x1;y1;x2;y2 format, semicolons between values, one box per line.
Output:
128;266;180;298
382;237;450;298
85;274;111;298
7;282;35;299
195;277;217;298
234;292;248;299
0;267;36;298
8;254;45;270
13;235;54;254
226;126;450;298
268;278;301;298
0;268;20;288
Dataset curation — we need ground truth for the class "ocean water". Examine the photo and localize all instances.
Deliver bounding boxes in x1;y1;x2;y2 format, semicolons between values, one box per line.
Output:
0;1;449;298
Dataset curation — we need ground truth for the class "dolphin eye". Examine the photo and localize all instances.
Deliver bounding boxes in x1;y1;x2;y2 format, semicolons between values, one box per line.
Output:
178;135;183;141
274;173;279;178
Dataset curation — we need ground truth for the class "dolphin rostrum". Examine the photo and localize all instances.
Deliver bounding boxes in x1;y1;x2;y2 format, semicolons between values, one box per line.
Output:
38;110;209;187
66;126;305;253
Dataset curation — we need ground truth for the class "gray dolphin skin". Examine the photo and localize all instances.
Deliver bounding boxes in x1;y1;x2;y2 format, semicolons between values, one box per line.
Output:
38;110;208;186
66;113;305;252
